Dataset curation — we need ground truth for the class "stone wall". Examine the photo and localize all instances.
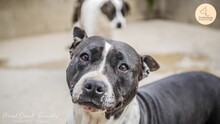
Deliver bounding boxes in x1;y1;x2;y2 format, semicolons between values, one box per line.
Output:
0;0;74;39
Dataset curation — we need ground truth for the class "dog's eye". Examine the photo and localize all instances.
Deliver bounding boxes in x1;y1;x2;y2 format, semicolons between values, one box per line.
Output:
119;64;129;72
80;53;89;61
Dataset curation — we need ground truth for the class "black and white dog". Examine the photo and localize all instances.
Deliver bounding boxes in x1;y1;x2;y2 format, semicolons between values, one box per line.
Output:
72;0;130;38
66;27;220;124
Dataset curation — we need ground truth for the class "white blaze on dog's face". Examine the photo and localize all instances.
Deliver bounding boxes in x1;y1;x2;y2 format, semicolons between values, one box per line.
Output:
71;42;115;112
66;27;159;114
101;0;130;29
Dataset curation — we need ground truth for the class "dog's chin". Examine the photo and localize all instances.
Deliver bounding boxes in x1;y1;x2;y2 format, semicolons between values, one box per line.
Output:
79;102;104;113
72;95;117;112
73;99;117;113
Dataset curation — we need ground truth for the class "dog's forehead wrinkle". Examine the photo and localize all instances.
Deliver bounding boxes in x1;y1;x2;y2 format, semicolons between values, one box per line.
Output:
86;36;106;45
76;37;106;53
109;40;140;62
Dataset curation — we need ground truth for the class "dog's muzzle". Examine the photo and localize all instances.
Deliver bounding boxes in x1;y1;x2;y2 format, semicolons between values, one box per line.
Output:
72;77;116;112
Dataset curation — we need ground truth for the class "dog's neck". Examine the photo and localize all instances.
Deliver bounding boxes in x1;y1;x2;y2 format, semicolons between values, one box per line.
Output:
71;97;140;124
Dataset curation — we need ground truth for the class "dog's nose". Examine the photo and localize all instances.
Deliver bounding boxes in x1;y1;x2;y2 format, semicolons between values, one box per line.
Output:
83;79;107;95
116;22;122;28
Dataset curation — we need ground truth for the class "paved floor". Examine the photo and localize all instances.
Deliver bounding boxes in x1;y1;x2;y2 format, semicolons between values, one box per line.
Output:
0;20;220;124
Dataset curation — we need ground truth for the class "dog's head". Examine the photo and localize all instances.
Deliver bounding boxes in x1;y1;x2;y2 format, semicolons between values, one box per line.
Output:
101;0;130;29
66;27;159;115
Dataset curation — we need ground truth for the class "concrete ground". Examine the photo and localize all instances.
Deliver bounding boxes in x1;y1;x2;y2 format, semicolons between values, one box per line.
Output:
0;20;220;124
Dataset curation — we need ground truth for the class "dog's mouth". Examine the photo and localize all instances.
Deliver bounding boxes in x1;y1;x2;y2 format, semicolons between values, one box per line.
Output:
79;102;102;112
72;93;117;112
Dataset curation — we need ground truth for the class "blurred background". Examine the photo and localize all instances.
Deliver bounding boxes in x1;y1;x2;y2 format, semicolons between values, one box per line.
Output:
0;0;220;123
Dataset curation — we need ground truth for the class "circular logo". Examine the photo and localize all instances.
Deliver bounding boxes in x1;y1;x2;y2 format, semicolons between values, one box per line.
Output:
195;3;217;25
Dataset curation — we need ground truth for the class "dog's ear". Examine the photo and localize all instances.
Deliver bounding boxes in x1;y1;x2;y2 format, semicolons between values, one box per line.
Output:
123;1;130;15
69;27;88;59
140;55;159;78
